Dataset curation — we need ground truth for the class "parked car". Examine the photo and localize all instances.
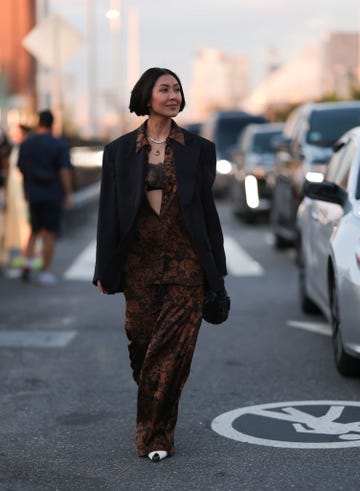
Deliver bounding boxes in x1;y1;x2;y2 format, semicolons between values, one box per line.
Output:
201;110;268;195
231;122;284;222
271;101;360;248
296;126;360;376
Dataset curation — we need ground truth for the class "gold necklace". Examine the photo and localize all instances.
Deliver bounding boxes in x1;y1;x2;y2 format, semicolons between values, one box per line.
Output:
153;146;163;156
148;137;166;156
148;135;167;144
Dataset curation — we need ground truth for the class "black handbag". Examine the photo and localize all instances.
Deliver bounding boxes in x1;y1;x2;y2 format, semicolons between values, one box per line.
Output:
203;287;230;325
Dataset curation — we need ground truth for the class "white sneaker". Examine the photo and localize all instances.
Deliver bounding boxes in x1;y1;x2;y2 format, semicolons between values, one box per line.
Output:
36;272;58;286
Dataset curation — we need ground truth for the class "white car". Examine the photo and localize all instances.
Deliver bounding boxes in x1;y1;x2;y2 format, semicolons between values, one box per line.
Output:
296;126;360;376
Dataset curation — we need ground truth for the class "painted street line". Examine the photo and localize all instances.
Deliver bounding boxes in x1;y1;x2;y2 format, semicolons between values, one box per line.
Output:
64;240;96;281
212;401;360;448
64;235;264;281
223;235;264;277
0;330;77;348
264;232;274;246
287;320;331;336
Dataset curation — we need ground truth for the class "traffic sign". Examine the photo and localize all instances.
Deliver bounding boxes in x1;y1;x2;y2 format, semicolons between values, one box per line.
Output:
22;13;84;68
212;401;360;448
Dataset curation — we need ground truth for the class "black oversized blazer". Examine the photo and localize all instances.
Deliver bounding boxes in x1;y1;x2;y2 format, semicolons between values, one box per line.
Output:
93;125;227;294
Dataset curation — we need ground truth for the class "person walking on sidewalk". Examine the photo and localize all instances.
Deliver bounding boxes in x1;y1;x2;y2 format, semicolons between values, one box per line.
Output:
93;67;227;462
17;110;73;285
2;124;32;269
0;128;13;269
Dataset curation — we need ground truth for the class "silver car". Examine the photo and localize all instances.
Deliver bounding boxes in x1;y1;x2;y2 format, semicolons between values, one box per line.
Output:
296;126;360;376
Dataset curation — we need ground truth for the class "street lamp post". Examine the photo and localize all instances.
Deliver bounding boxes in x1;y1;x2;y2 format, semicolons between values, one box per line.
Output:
87;0;97;138
106;0;123;134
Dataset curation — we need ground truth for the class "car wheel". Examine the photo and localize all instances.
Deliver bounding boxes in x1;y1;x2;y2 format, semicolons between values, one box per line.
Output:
274;233;290;249
297;241;319;314
243;211;256;224
330;278;360;377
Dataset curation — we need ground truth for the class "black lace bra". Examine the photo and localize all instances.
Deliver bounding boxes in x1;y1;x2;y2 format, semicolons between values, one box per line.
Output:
146;162;167;191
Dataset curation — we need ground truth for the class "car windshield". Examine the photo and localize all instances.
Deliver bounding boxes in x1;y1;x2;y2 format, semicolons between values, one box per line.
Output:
216;117;264;153
307;108;360;147
252;131;281;154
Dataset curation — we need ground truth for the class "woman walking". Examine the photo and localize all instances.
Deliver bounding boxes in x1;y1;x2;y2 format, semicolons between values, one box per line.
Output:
93;67;227;462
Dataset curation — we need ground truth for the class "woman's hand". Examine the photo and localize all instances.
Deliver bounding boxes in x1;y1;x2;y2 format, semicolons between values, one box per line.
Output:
97;280;108;295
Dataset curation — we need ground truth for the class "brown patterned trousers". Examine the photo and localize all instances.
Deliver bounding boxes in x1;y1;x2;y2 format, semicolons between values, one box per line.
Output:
123;283;203;457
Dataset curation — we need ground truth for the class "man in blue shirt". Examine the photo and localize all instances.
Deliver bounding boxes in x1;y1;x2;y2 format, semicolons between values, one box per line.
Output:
18;110;73;285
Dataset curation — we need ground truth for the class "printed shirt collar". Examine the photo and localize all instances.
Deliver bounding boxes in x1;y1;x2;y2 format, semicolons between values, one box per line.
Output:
136;119;185;153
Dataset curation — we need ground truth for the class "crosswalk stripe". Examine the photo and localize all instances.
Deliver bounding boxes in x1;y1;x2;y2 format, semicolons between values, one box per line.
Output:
224;235;264;276
0;330;77;348
63;241;95;281
63;235;264;281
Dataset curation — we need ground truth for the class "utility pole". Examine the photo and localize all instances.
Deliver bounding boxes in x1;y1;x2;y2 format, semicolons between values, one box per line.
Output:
87;0;97;137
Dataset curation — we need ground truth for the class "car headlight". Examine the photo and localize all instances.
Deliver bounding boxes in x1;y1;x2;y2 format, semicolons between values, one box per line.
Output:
245;175;259;208
216;159;232;175
305;171;324;183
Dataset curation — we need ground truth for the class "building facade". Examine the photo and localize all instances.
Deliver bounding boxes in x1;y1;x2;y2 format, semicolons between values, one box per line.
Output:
322;32;360;99
189;48;248;121
0;0;37;126
243;31;360;115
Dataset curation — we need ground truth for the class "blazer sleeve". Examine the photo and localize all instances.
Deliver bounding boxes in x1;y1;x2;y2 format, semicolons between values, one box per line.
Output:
92;144;121;287
200;140;227;278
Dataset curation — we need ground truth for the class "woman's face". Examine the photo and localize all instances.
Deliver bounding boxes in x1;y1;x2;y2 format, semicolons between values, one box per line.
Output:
148;74;182;118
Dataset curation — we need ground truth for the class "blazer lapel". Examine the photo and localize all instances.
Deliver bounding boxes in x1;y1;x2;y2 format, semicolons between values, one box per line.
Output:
116;137;146;238
173;134;200;205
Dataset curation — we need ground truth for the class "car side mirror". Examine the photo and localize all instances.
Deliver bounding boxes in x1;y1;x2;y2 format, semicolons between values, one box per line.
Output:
303;180;347;207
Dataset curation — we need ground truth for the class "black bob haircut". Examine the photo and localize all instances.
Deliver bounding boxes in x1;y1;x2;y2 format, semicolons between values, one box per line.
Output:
129;67;186;116
38;110;54;128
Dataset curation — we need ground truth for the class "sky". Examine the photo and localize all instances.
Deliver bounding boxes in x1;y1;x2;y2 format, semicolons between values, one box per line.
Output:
46;0;360;128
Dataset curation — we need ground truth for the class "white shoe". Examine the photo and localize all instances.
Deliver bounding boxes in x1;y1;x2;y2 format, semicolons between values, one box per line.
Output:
36;272;58;286
148;451;168;462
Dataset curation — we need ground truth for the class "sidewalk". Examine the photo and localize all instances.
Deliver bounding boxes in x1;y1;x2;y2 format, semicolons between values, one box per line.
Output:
0;181;100;278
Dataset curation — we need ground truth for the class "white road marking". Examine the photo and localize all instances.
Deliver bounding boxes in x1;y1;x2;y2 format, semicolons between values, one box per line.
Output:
63;235;264;281
64;241;96;281
287;320;331;336
264;232;274;246
0;330;77;348
211;401;360;448
224;235;264;276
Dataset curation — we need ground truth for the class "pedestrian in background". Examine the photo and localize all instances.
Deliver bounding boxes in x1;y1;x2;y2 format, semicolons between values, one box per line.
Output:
2;124;32;270
0;128;13;268
93;67;227;462
17;110;73;285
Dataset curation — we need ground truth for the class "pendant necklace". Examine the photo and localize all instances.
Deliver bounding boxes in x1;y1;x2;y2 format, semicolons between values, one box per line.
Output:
148;135;167;157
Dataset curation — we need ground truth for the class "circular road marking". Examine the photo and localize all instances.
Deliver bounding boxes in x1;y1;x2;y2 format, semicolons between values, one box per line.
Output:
211;401;360;448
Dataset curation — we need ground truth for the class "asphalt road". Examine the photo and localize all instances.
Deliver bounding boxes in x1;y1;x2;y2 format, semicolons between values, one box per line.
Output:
1;199;360;491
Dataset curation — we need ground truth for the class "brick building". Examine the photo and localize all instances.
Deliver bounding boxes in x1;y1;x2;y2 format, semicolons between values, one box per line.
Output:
0;0;37;125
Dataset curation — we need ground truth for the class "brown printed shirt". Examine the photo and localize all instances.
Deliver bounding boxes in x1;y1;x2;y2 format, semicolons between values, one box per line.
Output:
123;120;204;288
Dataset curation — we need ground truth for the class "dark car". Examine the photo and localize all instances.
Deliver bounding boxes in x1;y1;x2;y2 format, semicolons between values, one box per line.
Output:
231;122;284;222
271;101;360;248
201;110;268;195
